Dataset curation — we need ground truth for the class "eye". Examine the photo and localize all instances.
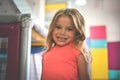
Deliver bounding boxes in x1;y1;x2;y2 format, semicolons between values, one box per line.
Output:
66;27;73;31
55;25;61;30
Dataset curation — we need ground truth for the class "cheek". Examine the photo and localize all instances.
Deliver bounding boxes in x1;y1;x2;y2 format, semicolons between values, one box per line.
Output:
52;30;57;39
52;29;59;37
68;32;76;40
52;30;56;36
72;35;76;40
72;32;76;39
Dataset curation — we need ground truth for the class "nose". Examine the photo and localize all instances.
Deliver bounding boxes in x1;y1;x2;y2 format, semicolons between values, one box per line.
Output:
60;29;65;35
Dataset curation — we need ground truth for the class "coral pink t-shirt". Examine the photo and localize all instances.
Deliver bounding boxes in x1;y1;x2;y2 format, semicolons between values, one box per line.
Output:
42;43;81;80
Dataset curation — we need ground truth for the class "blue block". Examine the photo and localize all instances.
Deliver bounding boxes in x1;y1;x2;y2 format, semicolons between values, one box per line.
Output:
90;39;107;48
31;46;46;54
86;37;91;48
109;70;120;80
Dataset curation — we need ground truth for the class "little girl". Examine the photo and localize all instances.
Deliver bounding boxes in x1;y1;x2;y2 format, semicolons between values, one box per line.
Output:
42;8;92;80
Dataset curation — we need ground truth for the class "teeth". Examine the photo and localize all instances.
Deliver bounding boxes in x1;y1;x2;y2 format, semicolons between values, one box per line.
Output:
57;37;66;41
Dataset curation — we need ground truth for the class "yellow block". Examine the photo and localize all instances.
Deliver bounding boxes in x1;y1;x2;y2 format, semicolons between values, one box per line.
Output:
91;48;108;80
32;29;45;46
45;3;66;10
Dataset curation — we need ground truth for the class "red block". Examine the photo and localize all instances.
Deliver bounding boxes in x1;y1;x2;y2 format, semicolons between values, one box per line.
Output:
90;25;106;39
108;42;120;70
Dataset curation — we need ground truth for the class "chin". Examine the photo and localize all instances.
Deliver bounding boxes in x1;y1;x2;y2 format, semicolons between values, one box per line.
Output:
56;43;66;46
56;42;69;46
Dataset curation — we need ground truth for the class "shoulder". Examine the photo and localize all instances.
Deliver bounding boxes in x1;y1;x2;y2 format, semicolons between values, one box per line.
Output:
71;46;82;57
41;47;55;58
41;50;47;58
79;47;92;63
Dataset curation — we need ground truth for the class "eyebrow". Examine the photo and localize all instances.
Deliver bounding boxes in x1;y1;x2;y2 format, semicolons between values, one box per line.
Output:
55;23;74;27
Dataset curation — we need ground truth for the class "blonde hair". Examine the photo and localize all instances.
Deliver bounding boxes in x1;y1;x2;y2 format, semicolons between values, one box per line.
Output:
46;8;91;63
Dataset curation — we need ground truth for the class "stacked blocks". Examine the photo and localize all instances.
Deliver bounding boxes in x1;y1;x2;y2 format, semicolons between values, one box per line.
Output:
108;42;120;80
90;25;108;80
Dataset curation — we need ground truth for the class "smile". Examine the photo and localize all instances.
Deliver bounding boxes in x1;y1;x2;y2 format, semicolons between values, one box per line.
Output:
56;36;68;42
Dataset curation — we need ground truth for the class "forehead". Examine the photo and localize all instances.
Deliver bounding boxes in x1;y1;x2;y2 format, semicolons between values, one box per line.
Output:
56;15;72;21
56;15;74;26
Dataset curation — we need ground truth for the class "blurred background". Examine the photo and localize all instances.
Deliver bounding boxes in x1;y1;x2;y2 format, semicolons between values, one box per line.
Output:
0;0;120;80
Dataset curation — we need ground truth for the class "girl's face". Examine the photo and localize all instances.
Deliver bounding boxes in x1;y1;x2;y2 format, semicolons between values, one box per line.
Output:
52;15;76;46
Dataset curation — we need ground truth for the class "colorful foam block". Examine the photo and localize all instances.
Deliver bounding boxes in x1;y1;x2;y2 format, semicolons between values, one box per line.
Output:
108;42;120;69
86;37;91;48
90;25;106;39
109;70;120;79
45;3;66;10
91;48;108;79
90;39;107;48
31;46;46;54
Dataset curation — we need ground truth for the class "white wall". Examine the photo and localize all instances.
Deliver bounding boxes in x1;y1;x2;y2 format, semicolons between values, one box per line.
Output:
72;0;120;42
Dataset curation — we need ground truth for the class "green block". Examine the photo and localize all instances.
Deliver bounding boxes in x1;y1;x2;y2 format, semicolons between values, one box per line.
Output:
109;70;120;80
90;39;107;48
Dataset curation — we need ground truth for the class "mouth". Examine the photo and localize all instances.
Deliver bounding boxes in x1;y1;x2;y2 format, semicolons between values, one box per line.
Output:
56;36;68;42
